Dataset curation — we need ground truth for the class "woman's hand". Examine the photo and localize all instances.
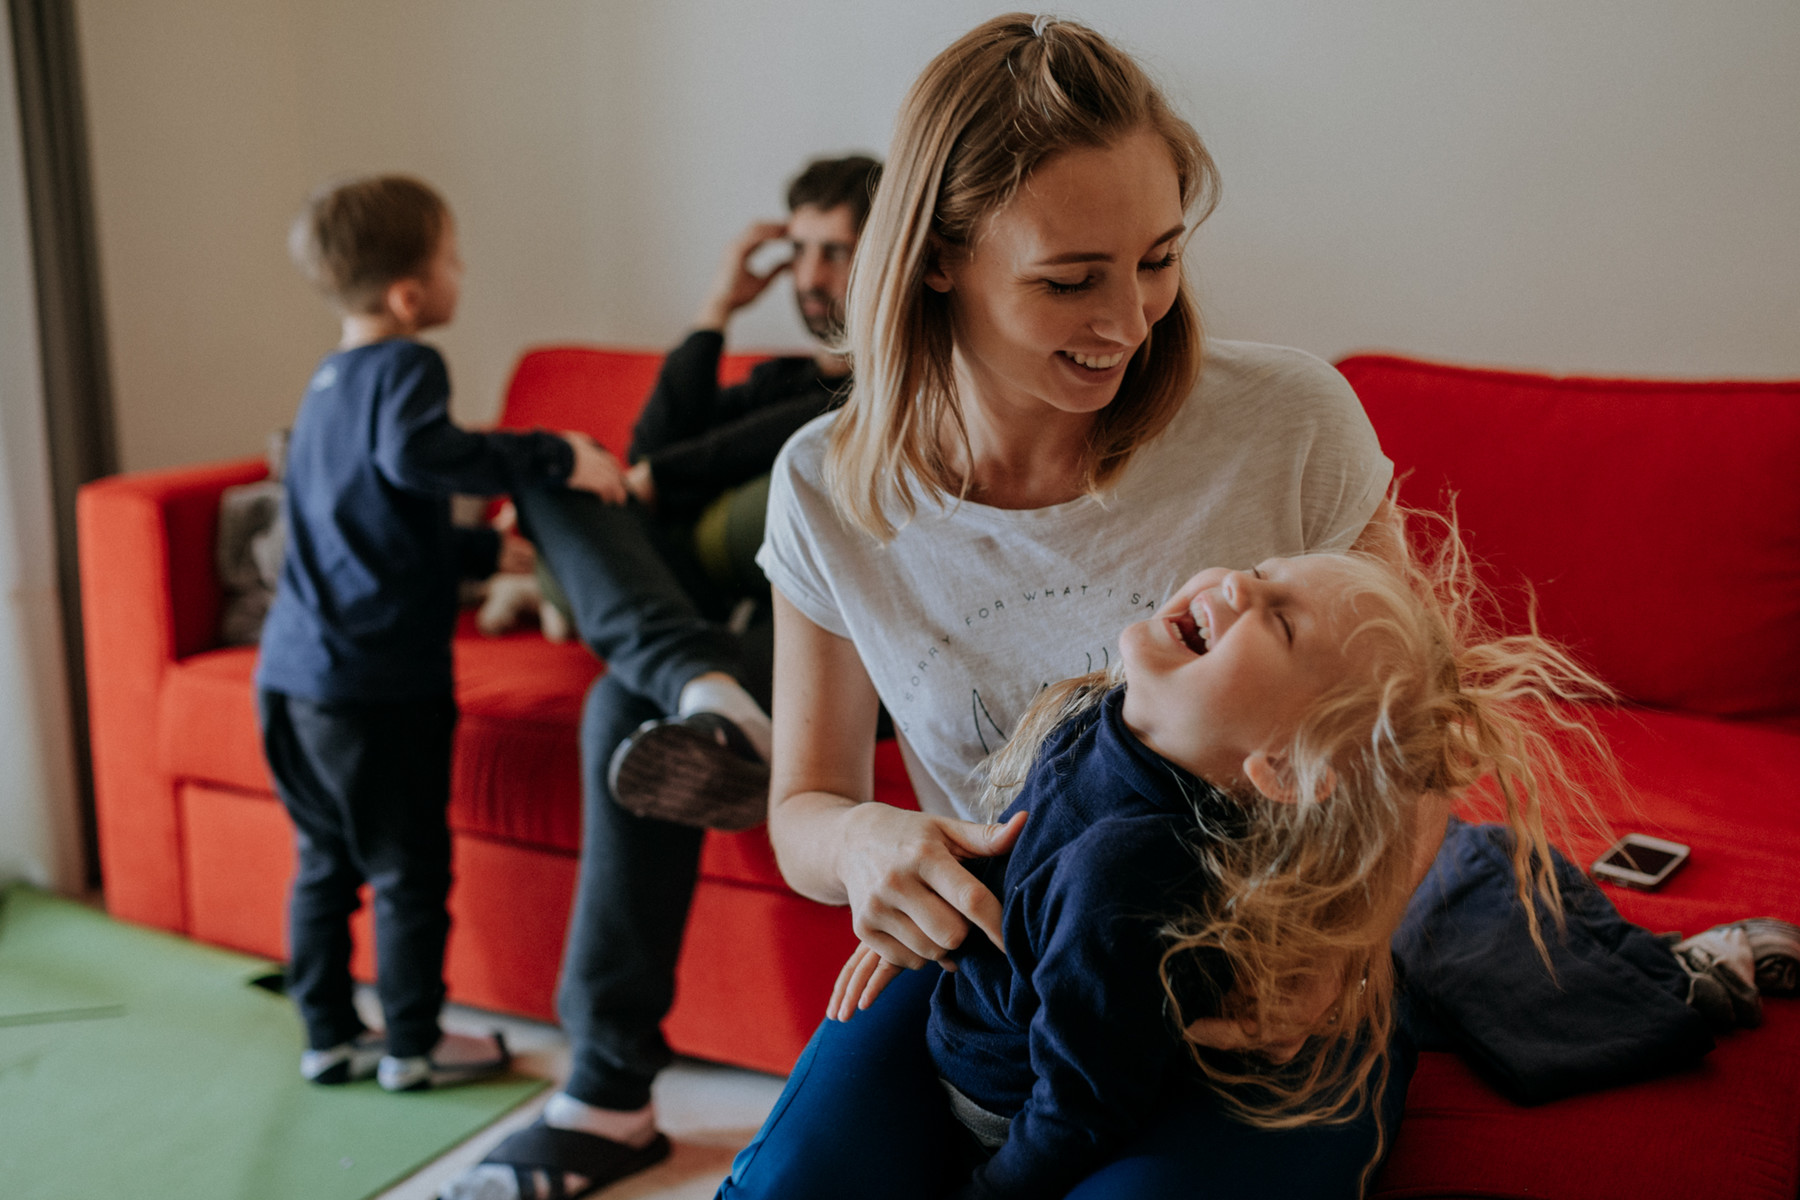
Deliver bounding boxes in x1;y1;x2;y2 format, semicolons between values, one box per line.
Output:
836;805;1027;973
820;805;1022;1021
768;589;1026;985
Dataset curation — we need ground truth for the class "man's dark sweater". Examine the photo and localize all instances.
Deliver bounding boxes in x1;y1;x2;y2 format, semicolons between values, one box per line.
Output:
628;329;848;521
929;688;1232;1200
257;339;573;703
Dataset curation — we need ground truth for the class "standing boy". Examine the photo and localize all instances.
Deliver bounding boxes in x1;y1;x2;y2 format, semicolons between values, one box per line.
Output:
259;174;617;1090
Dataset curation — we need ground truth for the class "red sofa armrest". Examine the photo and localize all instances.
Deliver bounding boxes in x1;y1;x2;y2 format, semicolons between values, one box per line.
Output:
77;456;268;930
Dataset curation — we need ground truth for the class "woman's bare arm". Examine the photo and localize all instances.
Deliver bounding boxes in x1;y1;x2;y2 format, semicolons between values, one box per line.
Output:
765;589;881;903
767;590;1025;971
1348;494;1404;566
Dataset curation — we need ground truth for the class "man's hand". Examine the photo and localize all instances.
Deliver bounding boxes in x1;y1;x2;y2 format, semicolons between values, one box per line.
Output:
624;459;656;508
562;432;629;505
695;219;790;330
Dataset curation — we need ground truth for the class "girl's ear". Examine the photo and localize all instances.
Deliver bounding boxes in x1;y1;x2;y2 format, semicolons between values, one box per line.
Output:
923;234;955;293
1243;752;1299;805
1243;752;1337;805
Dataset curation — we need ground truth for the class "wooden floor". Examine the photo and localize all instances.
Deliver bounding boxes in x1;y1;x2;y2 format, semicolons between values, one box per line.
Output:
371;995;786;1200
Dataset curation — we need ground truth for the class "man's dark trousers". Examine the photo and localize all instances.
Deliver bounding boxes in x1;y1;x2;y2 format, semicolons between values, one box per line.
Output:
512;483;771;1109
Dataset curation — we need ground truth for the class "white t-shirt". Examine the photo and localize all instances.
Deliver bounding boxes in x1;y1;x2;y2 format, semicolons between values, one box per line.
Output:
757;340;1392;820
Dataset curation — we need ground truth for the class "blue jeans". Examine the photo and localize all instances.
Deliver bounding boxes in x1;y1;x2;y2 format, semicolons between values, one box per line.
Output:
512;483;771;1109
719;966;1418;1200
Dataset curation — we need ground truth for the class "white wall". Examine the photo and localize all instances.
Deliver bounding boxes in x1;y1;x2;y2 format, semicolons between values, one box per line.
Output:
75;0;1800;473
0;15;84;892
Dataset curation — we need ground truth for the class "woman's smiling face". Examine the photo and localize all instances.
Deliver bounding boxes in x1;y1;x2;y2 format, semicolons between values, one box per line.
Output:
928;126;1187;422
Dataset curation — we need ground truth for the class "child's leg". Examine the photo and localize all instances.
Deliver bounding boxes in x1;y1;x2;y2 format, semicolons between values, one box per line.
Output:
717;965;971;1200
258;690;370;1052
344;697;458;1059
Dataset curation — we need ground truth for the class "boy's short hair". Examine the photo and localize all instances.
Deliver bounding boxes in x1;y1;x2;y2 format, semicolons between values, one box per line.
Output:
785;155;883;233
289;175;449;313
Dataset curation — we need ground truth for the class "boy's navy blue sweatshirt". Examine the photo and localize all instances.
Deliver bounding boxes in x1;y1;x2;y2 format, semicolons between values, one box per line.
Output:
257;339;573;703
929;688;1234;1200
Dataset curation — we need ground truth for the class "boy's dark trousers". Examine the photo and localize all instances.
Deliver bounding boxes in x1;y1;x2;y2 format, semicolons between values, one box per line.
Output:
257;689;458;1059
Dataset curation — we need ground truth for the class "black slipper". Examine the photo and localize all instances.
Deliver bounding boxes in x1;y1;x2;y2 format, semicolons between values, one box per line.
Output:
607;711;769;831
473;1120;670;1199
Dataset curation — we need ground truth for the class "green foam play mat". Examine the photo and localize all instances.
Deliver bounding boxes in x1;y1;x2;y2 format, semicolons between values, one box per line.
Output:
0;885;547;1200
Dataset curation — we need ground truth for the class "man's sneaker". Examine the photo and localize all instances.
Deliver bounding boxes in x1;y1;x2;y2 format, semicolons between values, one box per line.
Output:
607;711;769;832
377;1030;511;1093
300;1030;385;1085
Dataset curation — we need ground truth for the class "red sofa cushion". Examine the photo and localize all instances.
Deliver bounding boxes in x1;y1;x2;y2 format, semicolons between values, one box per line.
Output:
1493;707;1800;928
1339;355;1800;721
159;626;595;852
160;619;919;891
1379;1002;1800;1199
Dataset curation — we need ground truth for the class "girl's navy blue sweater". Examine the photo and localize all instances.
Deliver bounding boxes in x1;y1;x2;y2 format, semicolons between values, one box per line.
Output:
257;340;573;703
928;687;1234;1199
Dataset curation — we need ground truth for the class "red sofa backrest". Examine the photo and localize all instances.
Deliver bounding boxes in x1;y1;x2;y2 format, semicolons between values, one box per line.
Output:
496;345;768;458
1338;354;1800;721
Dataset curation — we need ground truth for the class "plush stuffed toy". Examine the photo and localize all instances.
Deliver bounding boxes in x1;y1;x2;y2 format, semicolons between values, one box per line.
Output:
473;500;572;642
476;571;571;642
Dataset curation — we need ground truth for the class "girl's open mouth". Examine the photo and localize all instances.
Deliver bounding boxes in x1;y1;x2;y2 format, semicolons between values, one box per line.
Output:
1170;611;1209;655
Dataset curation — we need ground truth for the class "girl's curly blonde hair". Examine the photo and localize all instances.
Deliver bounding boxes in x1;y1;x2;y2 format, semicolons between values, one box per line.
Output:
975;501;1614;1189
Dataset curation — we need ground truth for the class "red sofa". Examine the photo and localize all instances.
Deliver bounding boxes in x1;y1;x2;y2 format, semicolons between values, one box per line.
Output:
78;347;1799;1197
76;346;917;1077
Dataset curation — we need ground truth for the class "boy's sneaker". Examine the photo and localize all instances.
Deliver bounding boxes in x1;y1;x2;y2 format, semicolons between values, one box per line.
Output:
377;1030;511;1093
1670;918;1800;1030
301;1030;386;1085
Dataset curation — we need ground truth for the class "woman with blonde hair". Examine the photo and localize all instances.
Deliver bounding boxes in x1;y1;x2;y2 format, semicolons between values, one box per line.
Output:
733;12;1408;1198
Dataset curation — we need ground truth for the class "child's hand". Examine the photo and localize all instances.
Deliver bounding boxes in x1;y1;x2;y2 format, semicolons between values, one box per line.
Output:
562;433;629;504
1184;968;1344;1064
828;943;906;1023
497;533;535;575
